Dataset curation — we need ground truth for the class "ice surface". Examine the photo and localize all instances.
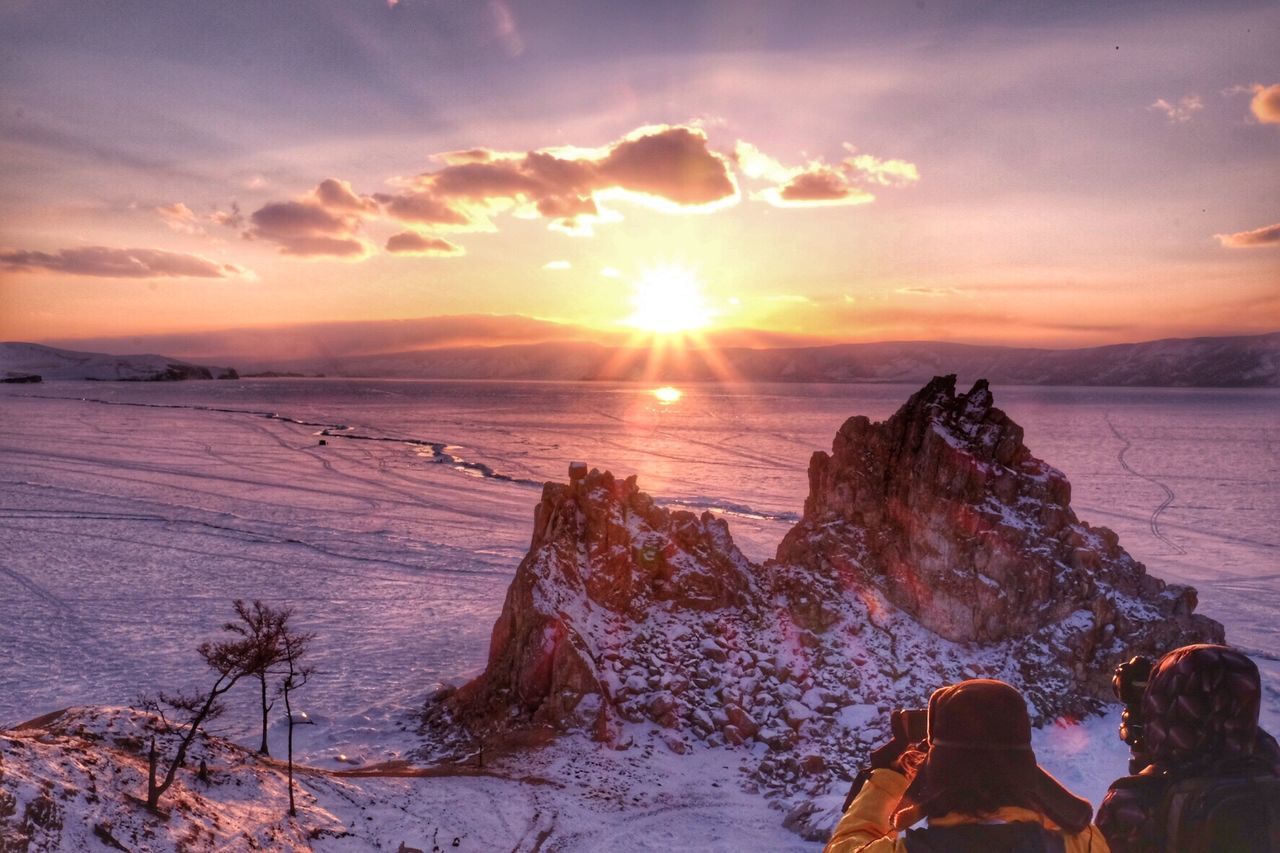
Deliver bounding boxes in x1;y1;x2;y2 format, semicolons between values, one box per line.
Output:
1;378;1275;847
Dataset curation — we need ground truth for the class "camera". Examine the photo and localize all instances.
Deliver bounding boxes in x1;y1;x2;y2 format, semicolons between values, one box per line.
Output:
893;708;928;744
841;707;930;812
1112;655;1153;773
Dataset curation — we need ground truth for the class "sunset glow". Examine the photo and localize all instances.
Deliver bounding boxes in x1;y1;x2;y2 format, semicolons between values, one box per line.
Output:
0;2;1275;355
625;266;713;335
652;386;683;404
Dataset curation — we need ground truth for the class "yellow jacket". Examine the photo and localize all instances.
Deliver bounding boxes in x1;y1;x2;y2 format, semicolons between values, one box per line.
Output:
824;769;1111;853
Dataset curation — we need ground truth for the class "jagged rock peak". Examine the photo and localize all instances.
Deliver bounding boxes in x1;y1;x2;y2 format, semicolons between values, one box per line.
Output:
442;464;757;735
777;375;1219;651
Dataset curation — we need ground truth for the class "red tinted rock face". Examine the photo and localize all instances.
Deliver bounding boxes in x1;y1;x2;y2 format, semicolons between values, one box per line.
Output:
777;375;1220;649
444;468;756;734
432;377;1223;821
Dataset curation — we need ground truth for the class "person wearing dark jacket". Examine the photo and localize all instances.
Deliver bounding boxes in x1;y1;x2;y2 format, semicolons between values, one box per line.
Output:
1098;644;1280;852
825;679;1109;852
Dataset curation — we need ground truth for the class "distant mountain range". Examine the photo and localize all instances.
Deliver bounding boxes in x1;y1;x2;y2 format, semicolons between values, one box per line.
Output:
266;332;1280;387
5;332;1278;387
0;342;237;382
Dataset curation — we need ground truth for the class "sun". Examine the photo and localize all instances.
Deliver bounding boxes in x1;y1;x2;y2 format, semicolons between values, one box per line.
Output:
624;265;713;335
653;386;682;403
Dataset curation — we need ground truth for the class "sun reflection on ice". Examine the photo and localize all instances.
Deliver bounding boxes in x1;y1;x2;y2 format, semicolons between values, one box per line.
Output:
653;386;682;404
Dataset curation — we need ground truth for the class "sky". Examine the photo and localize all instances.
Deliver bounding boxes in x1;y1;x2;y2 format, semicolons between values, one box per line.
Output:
1;0;1277;355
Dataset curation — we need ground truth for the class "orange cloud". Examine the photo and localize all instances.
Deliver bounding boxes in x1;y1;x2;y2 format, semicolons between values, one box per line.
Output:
435;148;494;165
1215;222;1280;248
314;178;378;213
779;169;872;204
385;231;463;256
739;140;917;208
375;191;472;227
596;126;737;205
0;246;248;278
245;180;376;258
1250;83;1280;125
156;202;204;235
383;124;738;235
210;203;243;229
246;126;911;260
841;146;920;187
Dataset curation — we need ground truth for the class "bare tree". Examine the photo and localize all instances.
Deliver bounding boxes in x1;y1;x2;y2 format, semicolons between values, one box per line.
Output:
221;599;291;756
277;628;314;817
142;632;258;810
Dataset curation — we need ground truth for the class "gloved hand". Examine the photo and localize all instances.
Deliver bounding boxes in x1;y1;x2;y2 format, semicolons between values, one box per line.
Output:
869;710;914;772
842;712;921;812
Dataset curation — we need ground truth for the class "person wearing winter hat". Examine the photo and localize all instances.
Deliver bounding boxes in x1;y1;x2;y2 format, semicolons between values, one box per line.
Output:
825;679;1109;853
1097;644;1280;852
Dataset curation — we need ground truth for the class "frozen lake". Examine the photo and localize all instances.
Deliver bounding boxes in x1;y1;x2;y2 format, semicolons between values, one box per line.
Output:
1;378;1277;803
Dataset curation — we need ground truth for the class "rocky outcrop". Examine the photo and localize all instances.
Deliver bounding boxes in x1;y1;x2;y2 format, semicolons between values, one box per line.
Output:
442;465;757;737
776;375;1220;692
427;377;1223;832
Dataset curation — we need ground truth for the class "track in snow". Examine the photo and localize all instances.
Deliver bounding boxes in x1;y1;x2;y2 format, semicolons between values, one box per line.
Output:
1104;413;1186;555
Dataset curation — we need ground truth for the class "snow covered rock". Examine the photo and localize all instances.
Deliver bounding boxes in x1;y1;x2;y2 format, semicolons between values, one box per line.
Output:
440;467;756;735
426;377;1224;836
776;375;1222;692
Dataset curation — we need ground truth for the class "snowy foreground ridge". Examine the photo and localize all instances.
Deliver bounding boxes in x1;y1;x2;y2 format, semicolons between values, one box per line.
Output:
0;376;1224;850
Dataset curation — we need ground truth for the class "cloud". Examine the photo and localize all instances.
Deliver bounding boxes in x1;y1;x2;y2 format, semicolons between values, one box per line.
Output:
1249;83;1280;125
542;260;571;270
779;169;874;204
1149;94;1203;123
896;286;961;296
1215;222;1280;248
596;126;737;206
841;146;920;187
156;202;204;235
436;148;496;165
385;231;463;256
314;178;378;213
0;246;248;278
244;180;377;258
488;0;524;57
374;191;473;227
381;124;738;236
211;202;243;229
739;141;918;208
245;125;913;260
734;141;792;183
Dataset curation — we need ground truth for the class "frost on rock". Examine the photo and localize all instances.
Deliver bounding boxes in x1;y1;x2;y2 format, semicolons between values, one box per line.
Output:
424;376;1223;839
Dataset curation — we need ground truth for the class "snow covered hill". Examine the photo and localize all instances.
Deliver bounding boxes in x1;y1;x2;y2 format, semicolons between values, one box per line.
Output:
0;707;342;851
0;343;235;382
0;706;825;852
